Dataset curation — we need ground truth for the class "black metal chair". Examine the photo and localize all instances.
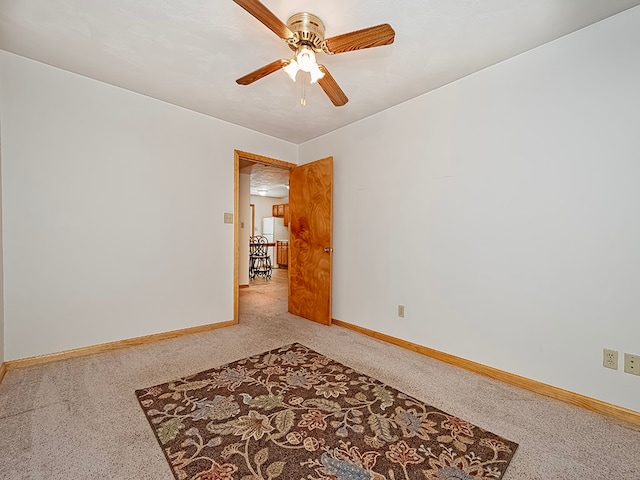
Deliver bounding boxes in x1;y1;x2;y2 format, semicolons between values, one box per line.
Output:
249;235;272;280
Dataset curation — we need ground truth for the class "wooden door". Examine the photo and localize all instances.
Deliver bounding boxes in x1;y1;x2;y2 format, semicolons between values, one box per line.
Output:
288;157;333;325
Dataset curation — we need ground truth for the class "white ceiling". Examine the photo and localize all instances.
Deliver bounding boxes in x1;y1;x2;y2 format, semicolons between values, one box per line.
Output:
240;160;290;198
1;0;639;144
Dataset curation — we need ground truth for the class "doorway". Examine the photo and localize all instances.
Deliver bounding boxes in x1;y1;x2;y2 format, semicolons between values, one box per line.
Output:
234;150;296;323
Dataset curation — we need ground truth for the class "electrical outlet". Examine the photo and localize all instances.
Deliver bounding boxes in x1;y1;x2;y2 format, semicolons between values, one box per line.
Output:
624;353;640;375
603;349;618;370
397;305;405;318
223;212;233;224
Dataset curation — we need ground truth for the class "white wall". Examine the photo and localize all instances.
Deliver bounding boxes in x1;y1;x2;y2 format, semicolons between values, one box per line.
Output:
0;87;4;366
238;173;251;286
300;8;640;412
0;51;296;361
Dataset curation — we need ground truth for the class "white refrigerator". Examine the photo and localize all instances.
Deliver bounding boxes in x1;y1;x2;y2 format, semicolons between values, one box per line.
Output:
262;217;289;266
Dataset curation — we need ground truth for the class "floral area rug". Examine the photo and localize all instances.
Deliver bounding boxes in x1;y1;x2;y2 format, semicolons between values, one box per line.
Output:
135;343;518;480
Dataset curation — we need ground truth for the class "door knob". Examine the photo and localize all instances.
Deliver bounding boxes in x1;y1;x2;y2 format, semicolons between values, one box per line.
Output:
324;247;333;253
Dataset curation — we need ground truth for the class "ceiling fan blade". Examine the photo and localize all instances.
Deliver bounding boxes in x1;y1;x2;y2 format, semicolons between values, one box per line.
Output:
233;0;293;39
324;24;395;54
317;65;348;107
236;59;289;85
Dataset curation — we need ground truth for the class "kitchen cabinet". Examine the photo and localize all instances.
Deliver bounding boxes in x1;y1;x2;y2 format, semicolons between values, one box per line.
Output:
272;203;288;220
283;204;290;226
276;241;289;268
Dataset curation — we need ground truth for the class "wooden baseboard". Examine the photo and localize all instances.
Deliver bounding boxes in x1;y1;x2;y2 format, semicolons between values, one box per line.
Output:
0;362;6;385
6;319;237;370
332;318;640;427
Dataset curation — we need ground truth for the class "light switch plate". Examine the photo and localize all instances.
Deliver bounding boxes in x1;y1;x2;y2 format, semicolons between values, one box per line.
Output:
223;212;233;224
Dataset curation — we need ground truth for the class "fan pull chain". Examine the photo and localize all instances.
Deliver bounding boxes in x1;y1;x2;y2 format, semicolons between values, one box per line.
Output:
300;82;307;107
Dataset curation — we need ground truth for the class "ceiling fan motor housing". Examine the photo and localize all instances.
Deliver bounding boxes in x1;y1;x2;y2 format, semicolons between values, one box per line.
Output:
287;13;325;52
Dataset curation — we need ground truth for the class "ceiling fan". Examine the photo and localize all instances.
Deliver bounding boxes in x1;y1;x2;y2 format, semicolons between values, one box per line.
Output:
233;0;395;107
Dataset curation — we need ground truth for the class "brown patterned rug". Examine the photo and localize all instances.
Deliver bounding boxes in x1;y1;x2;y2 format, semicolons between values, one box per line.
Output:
136;343;518;480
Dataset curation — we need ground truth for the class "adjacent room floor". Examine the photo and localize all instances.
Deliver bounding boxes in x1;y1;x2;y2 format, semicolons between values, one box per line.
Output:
0;273;639;479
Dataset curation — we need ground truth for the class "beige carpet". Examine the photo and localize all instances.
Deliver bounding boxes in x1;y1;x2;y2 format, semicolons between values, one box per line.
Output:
1;268;639;479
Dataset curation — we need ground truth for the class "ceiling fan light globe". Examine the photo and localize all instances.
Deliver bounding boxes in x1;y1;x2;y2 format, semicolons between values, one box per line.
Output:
296;46;316;72
283;59;299;82
309;64;325;84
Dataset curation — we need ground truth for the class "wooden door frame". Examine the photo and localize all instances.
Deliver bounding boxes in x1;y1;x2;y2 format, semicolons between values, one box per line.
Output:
233;150;296;323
